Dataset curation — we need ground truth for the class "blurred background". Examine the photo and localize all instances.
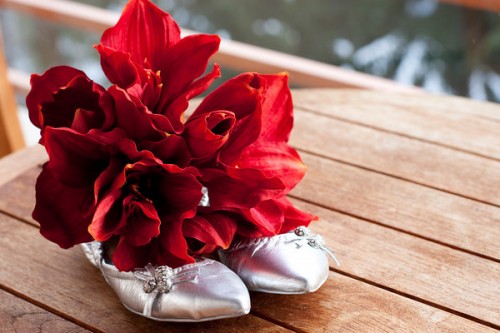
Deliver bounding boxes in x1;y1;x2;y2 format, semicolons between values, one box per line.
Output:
1;0;499;114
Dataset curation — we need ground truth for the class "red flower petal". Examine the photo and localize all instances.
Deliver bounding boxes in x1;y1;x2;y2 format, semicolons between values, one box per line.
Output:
237;141;306;192
154;164;203;222
95;44;141;91
100;0;180;69
256;73;293;142
119;194;161;246
275;197;318;233
27;66;113;137
202;167;284;209
43;127;114;188
161;63;221;133
183;213;238;254
140;135;191;167
154;35;220;131
184;110;235;160
89;187;125;241
112;219;195;271
112;238;153;271
108;86;165;141
27;66;88;129
157;218;196;268
240;199;284;236
97;44;165;110
192;72;260;119
33;165;94;248
93;138;161;202
192;74;262;164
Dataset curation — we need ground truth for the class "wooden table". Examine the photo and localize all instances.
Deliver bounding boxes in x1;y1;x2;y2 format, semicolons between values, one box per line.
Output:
0;89;499;332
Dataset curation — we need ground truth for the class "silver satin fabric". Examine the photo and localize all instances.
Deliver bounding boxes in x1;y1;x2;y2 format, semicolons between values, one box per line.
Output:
81;242;250;322
218;228;331;294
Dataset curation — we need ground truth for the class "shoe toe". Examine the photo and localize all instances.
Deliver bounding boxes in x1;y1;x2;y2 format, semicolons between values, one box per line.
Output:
219;231;331;294
83;242;250;322
152;261;250;321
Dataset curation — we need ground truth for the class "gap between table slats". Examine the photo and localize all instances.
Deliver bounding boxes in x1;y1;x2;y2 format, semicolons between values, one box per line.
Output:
0;212;497;333
0;288;92;333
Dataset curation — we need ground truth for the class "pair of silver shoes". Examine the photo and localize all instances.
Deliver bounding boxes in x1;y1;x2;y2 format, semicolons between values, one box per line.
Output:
81;226;338;322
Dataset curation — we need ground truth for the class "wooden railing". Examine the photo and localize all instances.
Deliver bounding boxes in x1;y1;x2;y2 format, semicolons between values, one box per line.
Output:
438;0;500;12
0;0;495;157
0;0;420;95
0;27;24;156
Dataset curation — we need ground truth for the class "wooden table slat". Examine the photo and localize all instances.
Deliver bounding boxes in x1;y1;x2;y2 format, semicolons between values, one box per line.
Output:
251;274;499;333
297;201;500;328
295;89;500;121
293;90;500;160
295;153;500;261
0;289;91;333
292;109;500;207
0;144;45;188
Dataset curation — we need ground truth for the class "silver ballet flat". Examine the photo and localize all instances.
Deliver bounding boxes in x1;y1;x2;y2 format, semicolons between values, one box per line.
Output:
81;242;250;322
218;226;339;294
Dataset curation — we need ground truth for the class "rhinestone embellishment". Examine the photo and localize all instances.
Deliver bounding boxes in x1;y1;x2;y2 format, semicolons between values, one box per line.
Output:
134;261;208;316
295;226;312;237
293;227;340;266
143;266;175;294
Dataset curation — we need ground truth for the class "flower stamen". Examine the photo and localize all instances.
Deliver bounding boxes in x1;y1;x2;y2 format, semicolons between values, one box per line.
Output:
129;183;153;203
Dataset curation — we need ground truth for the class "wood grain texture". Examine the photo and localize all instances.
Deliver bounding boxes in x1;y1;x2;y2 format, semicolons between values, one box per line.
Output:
0;144;45;188
251;274;498;333
293;152;500;260
0;166;40;222
294;88;500;122
0;213;495;333
0;289;90;333
292;109;500;207
298;200;500;328
292;90;500;160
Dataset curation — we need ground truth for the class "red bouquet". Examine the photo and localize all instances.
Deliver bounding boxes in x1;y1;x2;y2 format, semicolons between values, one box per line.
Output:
28;0;316;271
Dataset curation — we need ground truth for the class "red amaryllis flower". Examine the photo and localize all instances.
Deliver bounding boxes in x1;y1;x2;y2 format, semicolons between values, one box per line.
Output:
33;126;204;271
29;0;317;271
181;72;316;249
96;0;220;133
26;66;115;141
191;73;306;200
33;127;122;248
90;156;203;271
